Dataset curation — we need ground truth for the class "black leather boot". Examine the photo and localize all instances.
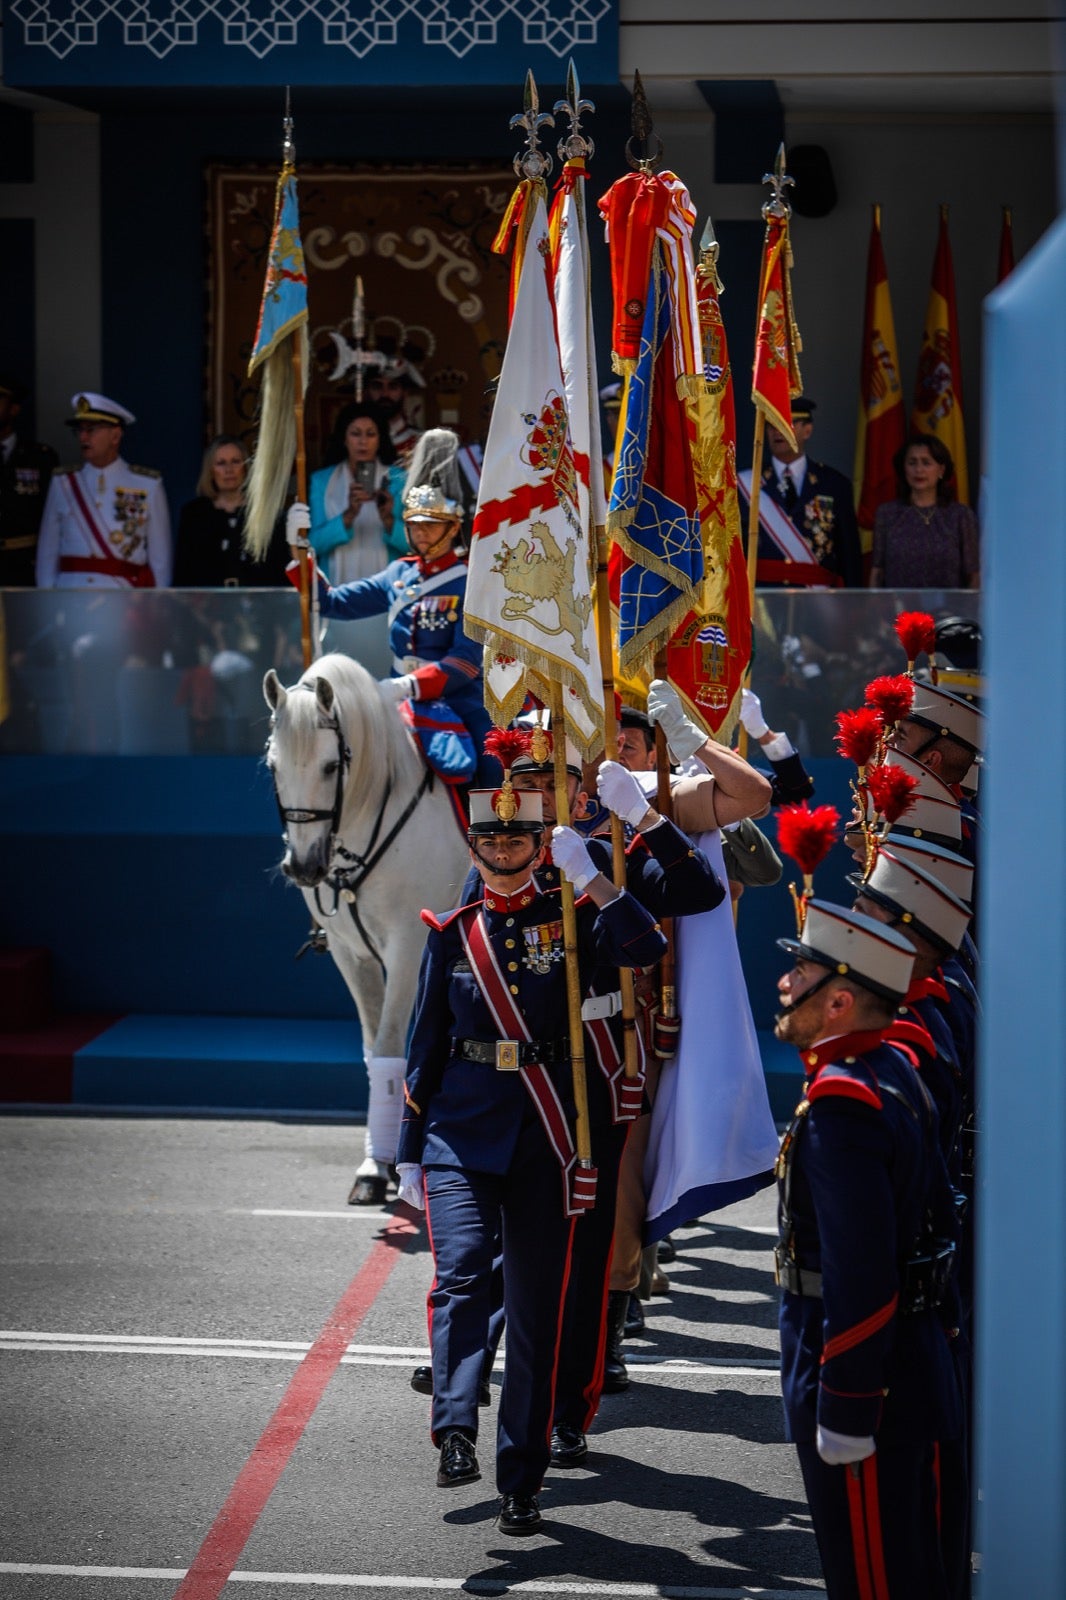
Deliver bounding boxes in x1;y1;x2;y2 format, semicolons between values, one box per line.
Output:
602;1289;630;1393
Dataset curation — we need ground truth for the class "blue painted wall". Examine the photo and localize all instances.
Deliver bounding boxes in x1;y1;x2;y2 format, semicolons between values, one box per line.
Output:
3;751;854;1029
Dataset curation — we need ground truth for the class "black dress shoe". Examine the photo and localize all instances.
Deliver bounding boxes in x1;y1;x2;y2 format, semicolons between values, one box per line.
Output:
550;1424;588;1466
410;1365;492;1405
602;1289;630;1393
348;1173;388;1206
498;1493;543;1535
657;1234;676;1264
436;1430;480;1487
624;1293;645;1336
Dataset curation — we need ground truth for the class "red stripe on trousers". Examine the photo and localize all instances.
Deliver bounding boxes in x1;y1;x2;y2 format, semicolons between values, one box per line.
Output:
845;1465;876;1600
862;1454;891;1600
171;1210;419;1600
542;1218;577;1455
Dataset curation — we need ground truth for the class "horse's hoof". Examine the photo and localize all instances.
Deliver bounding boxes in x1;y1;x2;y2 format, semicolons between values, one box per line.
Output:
348;1174;388;1207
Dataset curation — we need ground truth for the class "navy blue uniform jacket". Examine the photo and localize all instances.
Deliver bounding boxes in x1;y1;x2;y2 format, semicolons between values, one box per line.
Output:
397;884;666;1172
778;1031;961;1446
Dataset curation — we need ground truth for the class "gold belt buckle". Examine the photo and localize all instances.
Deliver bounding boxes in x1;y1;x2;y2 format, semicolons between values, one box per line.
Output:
495;1040;520;1072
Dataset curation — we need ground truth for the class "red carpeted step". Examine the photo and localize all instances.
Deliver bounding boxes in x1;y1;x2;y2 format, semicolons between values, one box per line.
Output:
0;947;52;1032
0;1015;120;1104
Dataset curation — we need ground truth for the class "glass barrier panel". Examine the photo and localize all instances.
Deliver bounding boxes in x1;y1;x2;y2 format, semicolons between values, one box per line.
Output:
0;587;980;758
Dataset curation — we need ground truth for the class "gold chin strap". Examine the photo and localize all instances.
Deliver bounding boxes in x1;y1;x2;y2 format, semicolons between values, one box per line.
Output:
407;520;459;562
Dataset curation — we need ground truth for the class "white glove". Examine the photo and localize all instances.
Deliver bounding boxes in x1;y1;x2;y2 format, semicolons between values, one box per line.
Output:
597;759;652;828
395;1163;425;1210
816;1425;876;1467
286;501;311;548
551;825;598;892
378;674;417;704
647;679;705;763
740;687;770;741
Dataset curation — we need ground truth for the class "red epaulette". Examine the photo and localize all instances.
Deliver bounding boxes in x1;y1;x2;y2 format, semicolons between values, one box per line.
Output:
421;901;480;933
807;1064;882;1111
624;833;649;856
884;1016;937;1063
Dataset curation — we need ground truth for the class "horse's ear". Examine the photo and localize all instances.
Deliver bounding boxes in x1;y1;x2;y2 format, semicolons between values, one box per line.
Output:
315;676;335;717
263;669;287;713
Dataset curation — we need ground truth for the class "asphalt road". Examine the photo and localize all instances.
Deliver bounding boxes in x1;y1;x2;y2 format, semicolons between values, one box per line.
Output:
0;1115;825;1598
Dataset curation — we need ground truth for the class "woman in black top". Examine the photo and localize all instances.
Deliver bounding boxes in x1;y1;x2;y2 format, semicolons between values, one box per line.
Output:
173;435;288;586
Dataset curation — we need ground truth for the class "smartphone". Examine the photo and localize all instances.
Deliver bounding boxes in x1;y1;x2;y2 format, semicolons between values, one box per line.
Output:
353;460;376;493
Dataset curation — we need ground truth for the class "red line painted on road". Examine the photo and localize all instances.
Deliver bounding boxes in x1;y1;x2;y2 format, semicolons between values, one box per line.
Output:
171;1209;420;1600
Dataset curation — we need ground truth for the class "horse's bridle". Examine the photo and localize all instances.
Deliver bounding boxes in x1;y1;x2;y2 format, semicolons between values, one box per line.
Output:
270;681;352;843
268;678;433;973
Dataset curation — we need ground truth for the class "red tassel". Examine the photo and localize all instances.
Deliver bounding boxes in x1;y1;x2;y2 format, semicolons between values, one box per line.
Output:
867;764;918;825
776;802;841;875
835;707;884;768
895;611;937;663
865;674;915;727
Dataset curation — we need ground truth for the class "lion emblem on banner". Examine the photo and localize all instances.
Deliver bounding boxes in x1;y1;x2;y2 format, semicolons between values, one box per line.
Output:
493;520;592;663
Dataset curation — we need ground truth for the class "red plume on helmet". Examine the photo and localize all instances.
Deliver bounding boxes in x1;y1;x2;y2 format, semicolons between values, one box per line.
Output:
864;673;915;728
483;726;531;773
777;802;841;932
866;763;918;826
834;707;884;772
894;610;937;671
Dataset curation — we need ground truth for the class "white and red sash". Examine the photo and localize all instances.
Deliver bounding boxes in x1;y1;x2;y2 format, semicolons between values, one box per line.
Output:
583;1002;645;1124
460;907;596;1214
63;472;154;587
737;469;836;589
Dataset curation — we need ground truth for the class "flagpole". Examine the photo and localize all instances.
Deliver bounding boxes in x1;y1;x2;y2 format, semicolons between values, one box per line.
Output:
555;60;642;1084
652;647;680;1058
548;677;592;1166
742;144;800;757
281;95;313;671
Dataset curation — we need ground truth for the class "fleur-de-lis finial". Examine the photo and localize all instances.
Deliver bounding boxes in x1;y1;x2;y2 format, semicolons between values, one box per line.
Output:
510;69;554;184
762;142;794;221
282;85;295;170
554;58;595;164
626;70;664;172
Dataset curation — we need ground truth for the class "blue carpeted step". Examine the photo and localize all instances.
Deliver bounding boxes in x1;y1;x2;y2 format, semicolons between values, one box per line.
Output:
71;1015;366;1114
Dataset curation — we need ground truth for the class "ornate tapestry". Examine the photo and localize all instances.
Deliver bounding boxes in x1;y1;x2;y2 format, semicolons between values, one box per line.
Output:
206;164;516;462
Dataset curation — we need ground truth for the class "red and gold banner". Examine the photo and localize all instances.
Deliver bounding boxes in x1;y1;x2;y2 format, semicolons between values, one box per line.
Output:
911;205;968;504
854;206;906;552
751;210;803;447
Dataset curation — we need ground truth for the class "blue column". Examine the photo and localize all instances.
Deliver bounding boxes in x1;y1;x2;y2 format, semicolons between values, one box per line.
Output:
977;210;1066;1595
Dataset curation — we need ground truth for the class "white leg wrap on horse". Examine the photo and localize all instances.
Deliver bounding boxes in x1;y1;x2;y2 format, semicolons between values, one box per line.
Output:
361;1055;407;1168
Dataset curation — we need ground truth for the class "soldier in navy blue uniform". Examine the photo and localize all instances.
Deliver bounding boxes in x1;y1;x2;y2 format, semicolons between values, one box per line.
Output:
889;679;985;879
286;433;494;785
407;729;727;1459
773;900;962;1598
739;397;863;587
394;772;666;1535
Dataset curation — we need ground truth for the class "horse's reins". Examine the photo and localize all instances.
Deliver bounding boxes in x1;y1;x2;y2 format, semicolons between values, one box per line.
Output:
269;679;434;974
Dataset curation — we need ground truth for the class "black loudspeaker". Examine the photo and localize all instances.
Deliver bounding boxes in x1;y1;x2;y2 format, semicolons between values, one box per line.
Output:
788;145;837;218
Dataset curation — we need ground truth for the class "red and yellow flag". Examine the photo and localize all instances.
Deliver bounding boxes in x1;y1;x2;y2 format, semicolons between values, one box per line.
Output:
751;208;802;446
854;206;905;552
912;206;968;504
997;206;1015;285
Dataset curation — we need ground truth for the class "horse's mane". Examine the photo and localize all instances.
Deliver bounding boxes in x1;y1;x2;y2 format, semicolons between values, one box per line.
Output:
279;652;420;805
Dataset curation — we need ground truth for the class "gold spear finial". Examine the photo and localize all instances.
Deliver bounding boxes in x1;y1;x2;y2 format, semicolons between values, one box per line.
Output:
626;70;664;173
510;69;554;184
762;142;794;221
554;57;595;164
698;213;723;293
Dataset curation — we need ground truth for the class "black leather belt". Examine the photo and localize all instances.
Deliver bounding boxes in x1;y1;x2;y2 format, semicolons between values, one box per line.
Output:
457;1037;570;1070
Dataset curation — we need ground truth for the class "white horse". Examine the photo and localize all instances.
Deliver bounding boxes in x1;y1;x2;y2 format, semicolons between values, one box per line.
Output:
263;652;469;1203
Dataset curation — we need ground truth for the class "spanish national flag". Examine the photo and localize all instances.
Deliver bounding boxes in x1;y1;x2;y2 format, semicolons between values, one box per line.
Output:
854;205;905;553
911;205;968;504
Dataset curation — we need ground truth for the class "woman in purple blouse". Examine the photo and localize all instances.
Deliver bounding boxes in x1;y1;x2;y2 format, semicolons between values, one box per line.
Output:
869;434;980;590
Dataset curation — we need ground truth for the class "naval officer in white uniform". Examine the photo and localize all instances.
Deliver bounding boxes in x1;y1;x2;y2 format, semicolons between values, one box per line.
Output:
36;392;171;588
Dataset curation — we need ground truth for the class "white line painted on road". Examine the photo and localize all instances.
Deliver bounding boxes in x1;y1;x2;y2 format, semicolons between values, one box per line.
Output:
0;1330;779;1375
241;1208;398;1219
0;1565;822;1596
